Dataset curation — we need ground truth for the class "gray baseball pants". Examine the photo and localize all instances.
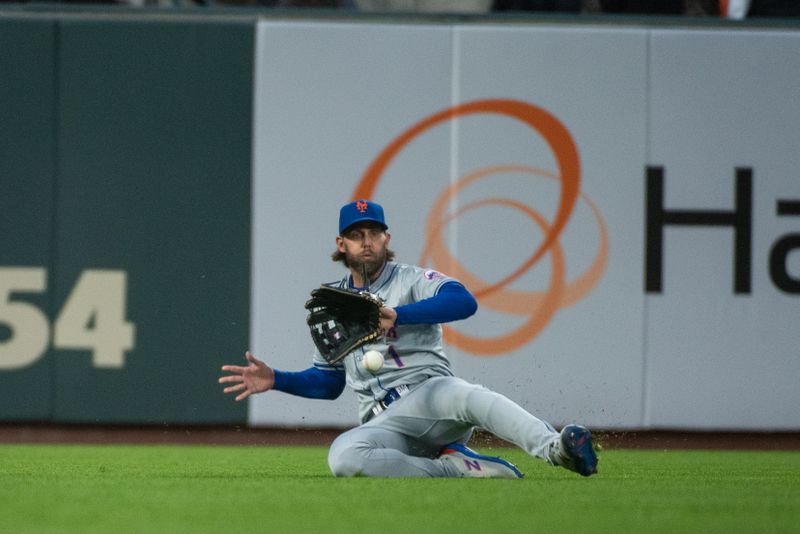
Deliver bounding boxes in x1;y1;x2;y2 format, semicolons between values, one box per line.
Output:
327;376;560;477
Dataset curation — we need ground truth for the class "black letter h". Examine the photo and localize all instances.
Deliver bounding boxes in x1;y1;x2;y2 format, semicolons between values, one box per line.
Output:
646;166;753;294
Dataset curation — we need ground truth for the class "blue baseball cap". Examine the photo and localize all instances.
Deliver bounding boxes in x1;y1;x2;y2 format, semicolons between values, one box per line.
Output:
339;200;388;235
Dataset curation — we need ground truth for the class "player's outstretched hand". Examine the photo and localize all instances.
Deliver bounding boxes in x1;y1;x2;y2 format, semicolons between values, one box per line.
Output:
219;351;275;401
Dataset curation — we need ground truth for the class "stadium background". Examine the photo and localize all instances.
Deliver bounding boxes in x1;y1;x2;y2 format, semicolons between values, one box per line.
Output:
1;6;798;445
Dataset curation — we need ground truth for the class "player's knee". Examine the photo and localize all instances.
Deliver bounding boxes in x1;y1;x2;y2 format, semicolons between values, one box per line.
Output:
328;438;365;477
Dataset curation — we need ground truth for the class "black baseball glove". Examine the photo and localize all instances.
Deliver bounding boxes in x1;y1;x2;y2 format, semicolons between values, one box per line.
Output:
305;285;384;364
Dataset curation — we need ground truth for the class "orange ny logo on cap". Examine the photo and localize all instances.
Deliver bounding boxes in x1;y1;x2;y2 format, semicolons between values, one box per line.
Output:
356;200;369;213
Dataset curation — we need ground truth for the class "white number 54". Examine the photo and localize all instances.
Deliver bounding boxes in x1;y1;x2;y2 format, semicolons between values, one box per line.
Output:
0;267;135;370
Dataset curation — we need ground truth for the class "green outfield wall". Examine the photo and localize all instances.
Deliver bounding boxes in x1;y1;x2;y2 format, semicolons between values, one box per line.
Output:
0;14;253;424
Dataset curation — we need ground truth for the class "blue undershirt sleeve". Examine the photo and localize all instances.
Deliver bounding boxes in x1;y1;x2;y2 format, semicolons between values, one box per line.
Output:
394;281;478;325
272;283;475;396
272;366;346;399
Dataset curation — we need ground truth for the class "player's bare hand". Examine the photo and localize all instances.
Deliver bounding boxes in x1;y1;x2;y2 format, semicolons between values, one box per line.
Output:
219;351;275;401
379;306;397;333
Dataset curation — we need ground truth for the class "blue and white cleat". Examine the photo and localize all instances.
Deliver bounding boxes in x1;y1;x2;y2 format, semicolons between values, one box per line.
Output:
439;442;524;479
559;424;598;477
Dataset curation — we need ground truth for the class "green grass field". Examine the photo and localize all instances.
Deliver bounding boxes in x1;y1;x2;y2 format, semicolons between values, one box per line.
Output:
1;444;798;534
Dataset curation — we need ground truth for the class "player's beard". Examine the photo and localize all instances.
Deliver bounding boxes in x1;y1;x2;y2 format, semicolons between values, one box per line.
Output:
346;245;387;281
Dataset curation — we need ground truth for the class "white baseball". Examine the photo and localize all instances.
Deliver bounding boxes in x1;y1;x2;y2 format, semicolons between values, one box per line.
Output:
362;350;384;372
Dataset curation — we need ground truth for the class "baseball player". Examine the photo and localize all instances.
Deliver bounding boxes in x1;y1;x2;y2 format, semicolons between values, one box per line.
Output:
219;199;598;478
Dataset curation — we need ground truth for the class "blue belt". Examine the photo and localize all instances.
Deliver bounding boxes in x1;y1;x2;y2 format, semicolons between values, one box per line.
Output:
371;385;410;417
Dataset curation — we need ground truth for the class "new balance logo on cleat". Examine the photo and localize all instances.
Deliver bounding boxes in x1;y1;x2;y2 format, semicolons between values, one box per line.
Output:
558;424;599;477
439;443;524;479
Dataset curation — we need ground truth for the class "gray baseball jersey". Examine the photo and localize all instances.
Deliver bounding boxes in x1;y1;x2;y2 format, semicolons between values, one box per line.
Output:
313;261;564;478
311;261;456;422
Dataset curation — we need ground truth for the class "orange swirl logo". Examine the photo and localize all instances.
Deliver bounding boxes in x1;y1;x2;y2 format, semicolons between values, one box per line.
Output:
352;99;608;356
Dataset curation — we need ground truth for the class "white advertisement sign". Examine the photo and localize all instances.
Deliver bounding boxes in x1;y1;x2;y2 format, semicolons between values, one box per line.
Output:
251;21;799;430
644;30;800;429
